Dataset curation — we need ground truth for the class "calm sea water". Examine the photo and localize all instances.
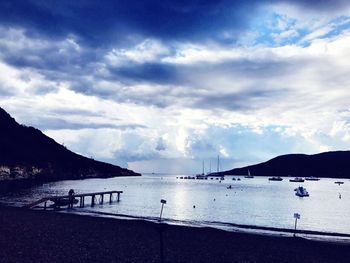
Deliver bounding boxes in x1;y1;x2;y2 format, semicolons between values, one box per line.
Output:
1;174;350;238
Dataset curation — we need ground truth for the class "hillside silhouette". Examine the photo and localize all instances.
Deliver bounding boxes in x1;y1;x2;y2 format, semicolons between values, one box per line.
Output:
220;151;350;178
0;107;140;184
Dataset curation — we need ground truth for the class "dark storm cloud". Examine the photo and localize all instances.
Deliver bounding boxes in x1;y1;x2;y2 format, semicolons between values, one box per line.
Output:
107;63;180;85
191;89;288;112
0;0;256;46
63;56;296;110
1;0;347;47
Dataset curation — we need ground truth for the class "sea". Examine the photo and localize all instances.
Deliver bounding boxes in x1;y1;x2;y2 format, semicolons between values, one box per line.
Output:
1;174;350;242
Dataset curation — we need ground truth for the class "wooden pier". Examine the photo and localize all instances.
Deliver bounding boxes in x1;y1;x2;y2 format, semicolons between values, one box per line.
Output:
24;190;123;210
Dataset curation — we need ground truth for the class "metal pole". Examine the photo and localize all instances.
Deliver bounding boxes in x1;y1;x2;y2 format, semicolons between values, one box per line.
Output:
217;155;219;173
159;203;164;222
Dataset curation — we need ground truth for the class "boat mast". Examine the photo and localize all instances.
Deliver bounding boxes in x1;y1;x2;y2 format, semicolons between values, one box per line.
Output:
217;155;220;173
202;160;204;175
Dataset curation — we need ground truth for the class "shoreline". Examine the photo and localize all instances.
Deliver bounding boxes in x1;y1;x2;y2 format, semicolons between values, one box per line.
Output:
72;209;350;241
1;205;350;263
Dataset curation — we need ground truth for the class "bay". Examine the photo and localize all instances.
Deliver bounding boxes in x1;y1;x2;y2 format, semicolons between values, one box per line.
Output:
1;174;350;238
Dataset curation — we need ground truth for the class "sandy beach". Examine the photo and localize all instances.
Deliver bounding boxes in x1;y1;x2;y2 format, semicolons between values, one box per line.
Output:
0;206;349;263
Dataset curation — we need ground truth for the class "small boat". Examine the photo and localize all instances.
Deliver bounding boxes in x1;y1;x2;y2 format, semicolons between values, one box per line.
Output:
244;169;254;179
179;177;183;179
294;186;309;197
335;181;344;185
268;176;283;181
227;185;233;189
289;177;304;182
305;177;320;181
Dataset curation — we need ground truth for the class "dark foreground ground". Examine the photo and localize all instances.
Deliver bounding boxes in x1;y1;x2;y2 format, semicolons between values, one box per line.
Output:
1;206;350;263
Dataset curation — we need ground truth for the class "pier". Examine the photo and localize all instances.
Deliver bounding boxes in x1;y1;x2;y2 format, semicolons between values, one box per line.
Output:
24;190;123;210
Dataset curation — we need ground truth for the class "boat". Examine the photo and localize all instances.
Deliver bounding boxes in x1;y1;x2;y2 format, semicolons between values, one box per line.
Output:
196;161;207;179
207;155;224;178
244;169;254;179
294;186;309;197
305;177;320;181
268;176;283;181
227;185;233;189
335;181;344;185
289;177;304;182
196;174;207;180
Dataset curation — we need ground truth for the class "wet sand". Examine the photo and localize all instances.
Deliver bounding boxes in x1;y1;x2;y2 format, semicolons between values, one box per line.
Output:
0;206;350;263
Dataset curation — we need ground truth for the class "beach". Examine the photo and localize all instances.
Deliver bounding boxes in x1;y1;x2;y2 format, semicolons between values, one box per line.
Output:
0;206;350;263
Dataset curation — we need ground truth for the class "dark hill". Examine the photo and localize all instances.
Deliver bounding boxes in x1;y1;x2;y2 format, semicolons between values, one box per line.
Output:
219;151;350;178
0;107;140;185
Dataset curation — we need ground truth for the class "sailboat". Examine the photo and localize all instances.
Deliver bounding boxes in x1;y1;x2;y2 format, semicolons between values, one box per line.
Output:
244;169;254;179
207;155;223;178
196;160;208;179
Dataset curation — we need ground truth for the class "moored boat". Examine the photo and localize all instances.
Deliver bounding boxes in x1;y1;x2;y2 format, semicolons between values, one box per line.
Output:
244;169;254;179
289;177;304;182
294;186;309;197
305;177;320;181
196;161;207;179
268;176;283;181
196;174;208;180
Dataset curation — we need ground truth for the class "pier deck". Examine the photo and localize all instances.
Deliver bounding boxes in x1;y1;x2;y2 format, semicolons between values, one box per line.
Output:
24;190;123;210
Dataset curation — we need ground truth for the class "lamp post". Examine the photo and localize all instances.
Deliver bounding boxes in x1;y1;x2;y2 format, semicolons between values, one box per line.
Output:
293;213;300;237
159;199;167;222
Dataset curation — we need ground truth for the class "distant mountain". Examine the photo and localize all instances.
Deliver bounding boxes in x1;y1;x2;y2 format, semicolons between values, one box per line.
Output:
219;151;350;178
0;107;140;186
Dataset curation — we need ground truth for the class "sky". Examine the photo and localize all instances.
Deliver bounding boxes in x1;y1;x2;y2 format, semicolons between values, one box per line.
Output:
1;0;350;174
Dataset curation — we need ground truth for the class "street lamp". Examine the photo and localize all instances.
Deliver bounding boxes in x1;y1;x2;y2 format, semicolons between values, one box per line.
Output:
293;213;300;237
159;199;167;222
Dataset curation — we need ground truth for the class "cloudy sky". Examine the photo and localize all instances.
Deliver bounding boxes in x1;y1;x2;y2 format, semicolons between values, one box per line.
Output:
1;0;350;174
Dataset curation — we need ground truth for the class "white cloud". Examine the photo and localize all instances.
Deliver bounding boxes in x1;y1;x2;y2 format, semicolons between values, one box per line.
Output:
105;39;169;66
